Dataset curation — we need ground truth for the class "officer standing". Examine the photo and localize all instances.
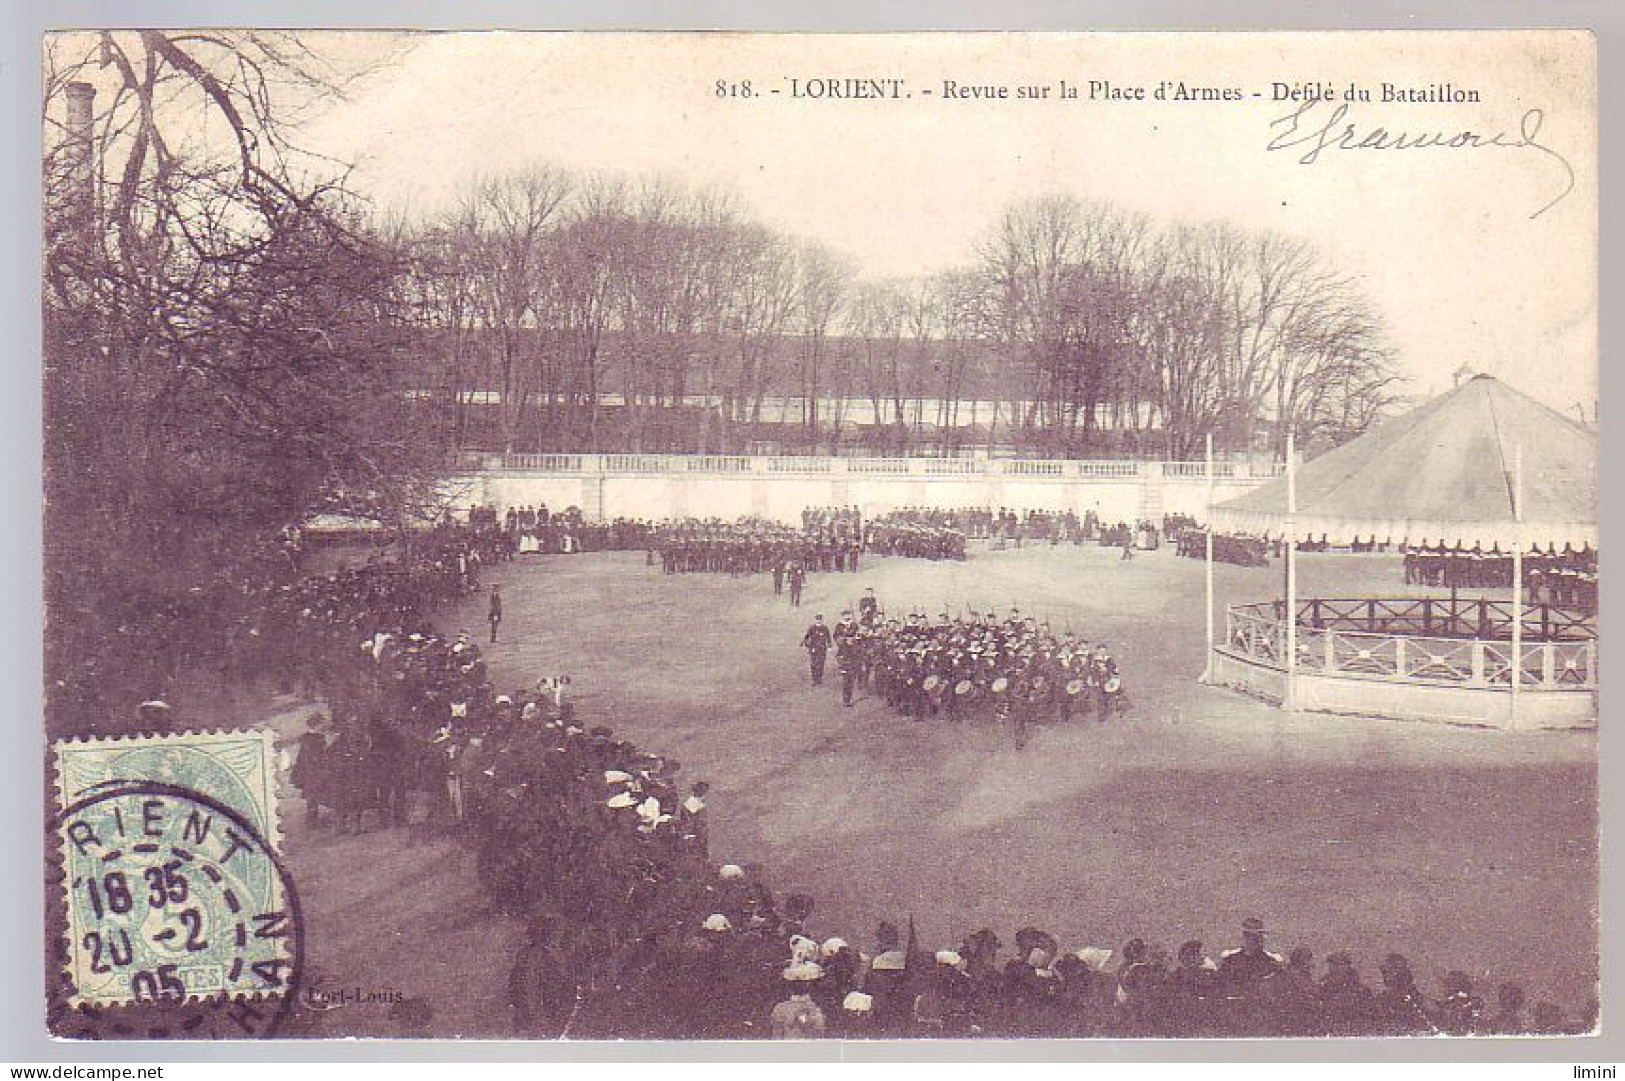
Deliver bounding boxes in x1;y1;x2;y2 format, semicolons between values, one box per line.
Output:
788;560;806;608
487;583;503;644
802;615;833;686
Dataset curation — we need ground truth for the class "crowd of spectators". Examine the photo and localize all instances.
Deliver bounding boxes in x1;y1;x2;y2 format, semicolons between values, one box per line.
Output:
1097;520;1162;552
494;505;653;555
1160;514;1200;544
48;524;493;736
1175;529;1271;567
985;508;1097;545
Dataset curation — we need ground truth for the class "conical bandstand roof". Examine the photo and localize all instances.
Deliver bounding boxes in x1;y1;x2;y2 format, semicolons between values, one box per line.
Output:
1212;375;1596;550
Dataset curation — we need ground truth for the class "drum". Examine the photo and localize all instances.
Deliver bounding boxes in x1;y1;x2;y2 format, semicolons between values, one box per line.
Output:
923;674;943;694
1104;676;1122;694
954;679;974;696
990;676;1009;695
1065;679;1085;696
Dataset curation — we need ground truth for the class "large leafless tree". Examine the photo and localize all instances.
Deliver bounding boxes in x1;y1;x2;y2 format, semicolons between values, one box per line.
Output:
44;31;441;730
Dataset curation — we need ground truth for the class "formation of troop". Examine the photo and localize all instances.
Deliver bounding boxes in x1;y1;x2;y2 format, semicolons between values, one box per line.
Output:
819;505;1106;546
645;510;967;596
1403;543;1598;611
801;592;1125;749
800;505;967;560
862;511;967;561
650;516;864;580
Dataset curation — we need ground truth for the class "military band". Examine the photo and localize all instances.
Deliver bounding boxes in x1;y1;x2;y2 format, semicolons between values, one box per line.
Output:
811;600;1126;745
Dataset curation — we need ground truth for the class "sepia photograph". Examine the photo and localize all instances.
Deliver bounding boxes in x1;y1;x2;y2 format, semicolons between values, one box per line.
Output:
38;28;1598;1046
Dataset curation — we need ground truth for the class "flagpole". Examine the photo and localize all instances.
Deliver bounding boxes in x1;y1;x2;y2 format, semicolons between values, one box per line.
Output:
1284;430;1298;712
1201;432;1215;683
1510;444;1523;728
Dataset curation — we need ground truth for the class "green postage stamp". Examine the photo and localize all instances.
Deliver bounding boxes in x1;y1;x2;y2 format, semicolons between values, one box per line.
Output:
53;730;300;1015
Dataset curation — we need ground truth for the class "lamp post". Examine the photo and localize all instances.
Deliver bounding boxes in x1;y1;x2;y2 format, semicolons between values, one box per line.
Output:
1201;432;1215;683
1283;430;1298;712
1510;444;1523;728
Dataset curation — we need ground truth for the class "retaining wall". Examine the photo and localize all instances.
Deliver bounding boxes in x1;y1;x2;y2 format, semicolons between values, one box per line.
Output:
443;455;1278;524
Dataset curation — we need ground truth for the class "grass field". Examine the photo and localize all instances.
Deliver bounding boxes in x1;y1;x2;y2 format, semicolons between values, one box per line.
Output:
278;541;1597;1036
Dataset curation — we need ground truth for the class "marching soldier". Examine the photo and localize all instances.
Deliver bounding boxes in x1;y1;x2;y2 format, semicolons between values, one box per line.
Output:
1087;644;1118;723
1053;637;1082;723
833;611;861;706
904;648;929;723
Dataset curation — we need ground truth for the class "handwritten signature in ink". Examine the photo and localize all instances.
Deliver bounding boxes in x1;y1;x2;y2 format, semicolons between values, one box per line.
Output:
1266;98;1577;219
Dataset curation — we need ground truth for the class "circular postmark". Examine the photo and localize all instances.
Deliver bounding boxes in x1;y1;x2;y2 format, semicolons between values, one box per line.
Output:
50;780;304;1040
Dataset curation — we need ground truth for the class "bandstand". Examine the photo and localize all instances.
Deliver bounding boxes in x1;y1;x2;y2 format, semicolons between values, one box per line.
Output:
1202;374;1597;730
1212;597;1596;729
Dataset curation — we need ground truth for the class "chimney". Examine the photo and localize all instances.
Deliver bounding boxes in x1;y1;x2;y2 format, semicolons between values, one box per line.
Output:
63;81;96;213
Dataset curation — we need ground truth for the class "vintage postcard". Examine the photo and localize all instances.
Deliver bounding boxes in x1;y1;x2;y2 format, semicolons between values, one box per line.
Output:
40;29;1596;1044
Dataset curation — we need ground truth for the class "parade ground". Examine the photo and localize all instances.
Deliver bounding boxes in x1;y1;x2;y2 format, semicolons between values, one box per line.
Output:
279;541;1597;1036
487;547;1595;996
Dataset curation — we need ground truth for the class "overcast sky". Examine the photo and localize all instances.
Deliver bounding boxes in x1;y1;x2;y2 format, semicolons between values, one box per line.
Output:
290;31;1596;415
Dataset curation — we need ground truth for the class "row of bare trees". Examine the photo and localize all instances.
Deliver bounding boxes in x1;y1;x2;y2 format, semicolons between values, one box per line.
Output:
406;175;1402;458
978;195;1401;459
403;172;853;454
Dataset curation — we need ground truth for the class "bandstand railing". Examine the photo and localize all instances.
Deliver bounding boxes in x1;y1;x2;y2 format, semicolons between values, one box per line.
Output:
1284;597;1595;642
1222;603;1597;691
